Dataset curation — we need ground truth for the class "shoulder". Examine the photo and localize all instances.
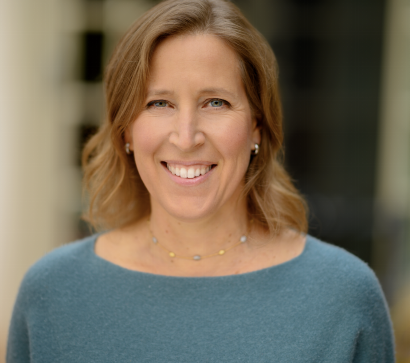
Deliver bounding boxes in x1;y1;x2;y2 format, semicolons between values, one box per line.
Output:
18;234;98;297
300;236;394;359
302;235;388;311
27;234;97;276
305;235;377;280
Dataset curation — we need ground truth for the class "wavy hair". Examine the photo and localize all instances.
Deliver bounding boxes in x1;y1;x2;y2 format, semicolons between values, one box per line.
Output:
82;0;308;234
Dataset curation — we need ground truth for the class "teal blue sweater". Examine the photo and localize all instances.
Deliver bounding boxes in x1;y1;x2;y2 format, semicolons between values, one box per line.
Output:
7;234;394;362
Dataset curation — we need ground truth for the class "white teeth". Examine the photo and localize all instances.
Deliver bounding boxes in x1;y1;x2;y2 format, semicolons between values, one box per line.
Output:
180;168;187;178
187;168;195;178
166;163;213;178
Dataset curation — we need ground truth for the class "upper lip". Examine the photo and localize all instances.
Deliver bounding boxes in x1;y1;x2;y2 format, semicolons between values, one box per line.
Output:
162;160;216;166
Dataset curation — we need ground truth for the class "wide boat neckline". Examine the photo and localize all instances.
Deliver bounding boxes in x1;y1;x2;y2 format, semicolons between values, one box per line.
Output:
88;233;312;280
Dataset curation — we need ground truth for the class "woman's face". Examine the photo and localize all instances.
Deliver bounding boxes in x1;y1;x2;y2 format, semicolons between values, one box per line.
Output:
126;33;260;221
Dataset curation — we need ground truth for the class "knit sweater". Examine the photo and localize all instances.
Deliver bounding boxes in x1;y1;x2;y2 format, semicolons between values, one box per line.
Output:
7;234;395;362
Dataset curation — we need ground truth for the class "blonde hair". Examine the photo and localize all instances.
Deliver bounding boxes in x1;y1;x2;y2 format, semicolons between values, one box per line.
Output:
82;0;308;234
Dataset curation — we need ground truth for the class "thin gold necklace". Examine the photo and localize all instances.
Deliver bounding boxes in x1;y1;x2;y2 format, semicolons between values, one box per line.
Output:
147;218;252;261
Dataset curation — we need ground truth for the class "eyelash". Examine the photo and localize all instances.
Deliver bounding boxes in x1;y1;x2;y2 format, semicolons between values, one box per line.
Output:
146;98;230;109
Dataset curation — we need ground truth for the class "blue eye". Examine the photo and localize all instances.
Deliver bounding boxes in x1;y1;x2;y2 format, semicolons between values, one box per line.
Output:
153;100;167;107
210;99;224;107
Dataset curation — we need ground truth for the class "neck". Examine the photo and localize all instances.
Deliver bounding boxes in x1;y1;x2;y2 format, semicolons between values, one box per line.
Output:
148;199;250;263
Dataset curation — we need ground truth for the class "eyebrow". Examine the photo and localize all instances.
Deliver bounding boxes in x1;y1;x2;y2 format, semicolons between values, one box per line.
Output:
146;87;238;99
199;88;237;99
146;89;175;98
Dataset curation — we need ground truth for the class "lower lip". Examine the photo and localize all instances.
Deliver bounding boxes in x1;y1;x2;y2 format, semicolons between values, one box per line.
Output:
162;163;215;186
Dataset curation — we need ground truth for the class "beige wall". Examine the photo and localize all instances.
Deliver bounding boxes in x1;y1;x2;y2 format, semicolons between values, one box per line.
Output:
375;0;410;359
374;0;410;288
0;0;63;360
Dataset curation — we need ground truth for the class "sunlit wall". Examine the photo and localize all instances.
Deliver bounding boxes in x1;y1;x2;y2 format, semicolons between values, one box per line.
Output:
375;0;410;359
0;0;62;358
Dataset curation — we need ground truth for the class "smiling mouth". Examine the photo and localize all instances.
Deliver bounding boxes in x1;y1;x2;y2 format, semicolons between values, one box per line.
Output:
162;162;216;179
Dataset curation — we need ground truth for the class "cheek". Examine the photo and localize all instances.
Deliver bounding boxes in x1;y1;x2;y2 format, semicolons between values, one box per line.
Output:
214;120;251;160
130;120;167;182
131;119;164;156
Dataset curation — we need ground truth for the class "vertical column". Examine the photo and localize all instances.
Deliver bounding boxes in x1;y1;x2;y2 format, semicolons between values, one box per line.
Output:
374;0;410;298
0;0;61;359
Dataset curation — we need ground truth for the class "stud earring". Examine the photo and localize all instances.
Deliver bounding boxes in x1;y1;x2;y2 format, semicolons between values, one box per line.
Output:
125;143;131;154
252;143;259;155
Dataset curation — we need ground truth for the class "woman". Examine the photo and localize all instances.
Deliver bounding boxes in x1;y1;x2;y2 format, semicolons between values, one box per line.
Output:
7;0;394;361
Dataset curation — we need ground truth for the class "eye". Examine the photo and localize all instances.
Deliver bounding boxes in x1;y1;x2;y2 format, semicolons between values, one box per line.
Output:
147;100;168;108
209;99;225;107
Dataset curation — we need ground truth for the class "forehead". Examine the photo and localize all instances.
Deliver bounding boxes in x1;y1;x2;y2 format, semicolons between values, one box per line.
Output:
147;33;244;96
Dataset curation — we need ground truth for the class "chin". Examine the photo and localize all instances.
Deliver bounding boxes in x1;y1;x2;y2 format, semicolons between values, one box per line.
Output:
156;195;222;222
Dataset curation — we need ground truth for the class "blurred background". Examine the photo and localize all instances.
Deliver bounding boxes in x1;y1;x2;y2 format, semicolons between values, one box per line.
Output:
0;0;409;360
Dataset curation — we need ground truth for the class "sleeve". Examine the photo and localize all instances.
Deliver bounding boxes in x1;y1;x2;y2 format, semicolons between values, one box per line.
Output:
6;278;32;363
352;268;395;363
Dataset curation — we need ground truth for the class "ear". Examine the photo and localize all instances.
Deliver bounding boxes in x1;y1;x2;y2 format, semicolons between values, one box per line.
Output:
251;118;261;146
124;125;133;151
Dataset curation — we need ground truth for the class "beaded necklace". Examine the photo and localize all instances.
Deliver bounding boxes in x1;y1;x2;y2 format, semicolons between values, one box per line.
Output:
147;219;252;261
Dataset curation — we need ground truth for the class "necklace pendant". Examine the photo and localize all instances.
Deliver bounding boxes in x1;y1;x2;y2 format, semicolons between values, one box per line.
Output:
193;255;201;261
240;235;247;243
169;252;175;258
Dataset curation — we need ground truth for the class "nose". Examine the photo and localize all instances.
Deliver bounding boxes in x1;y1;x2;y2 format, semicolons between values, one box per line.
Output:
168;108;205;151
